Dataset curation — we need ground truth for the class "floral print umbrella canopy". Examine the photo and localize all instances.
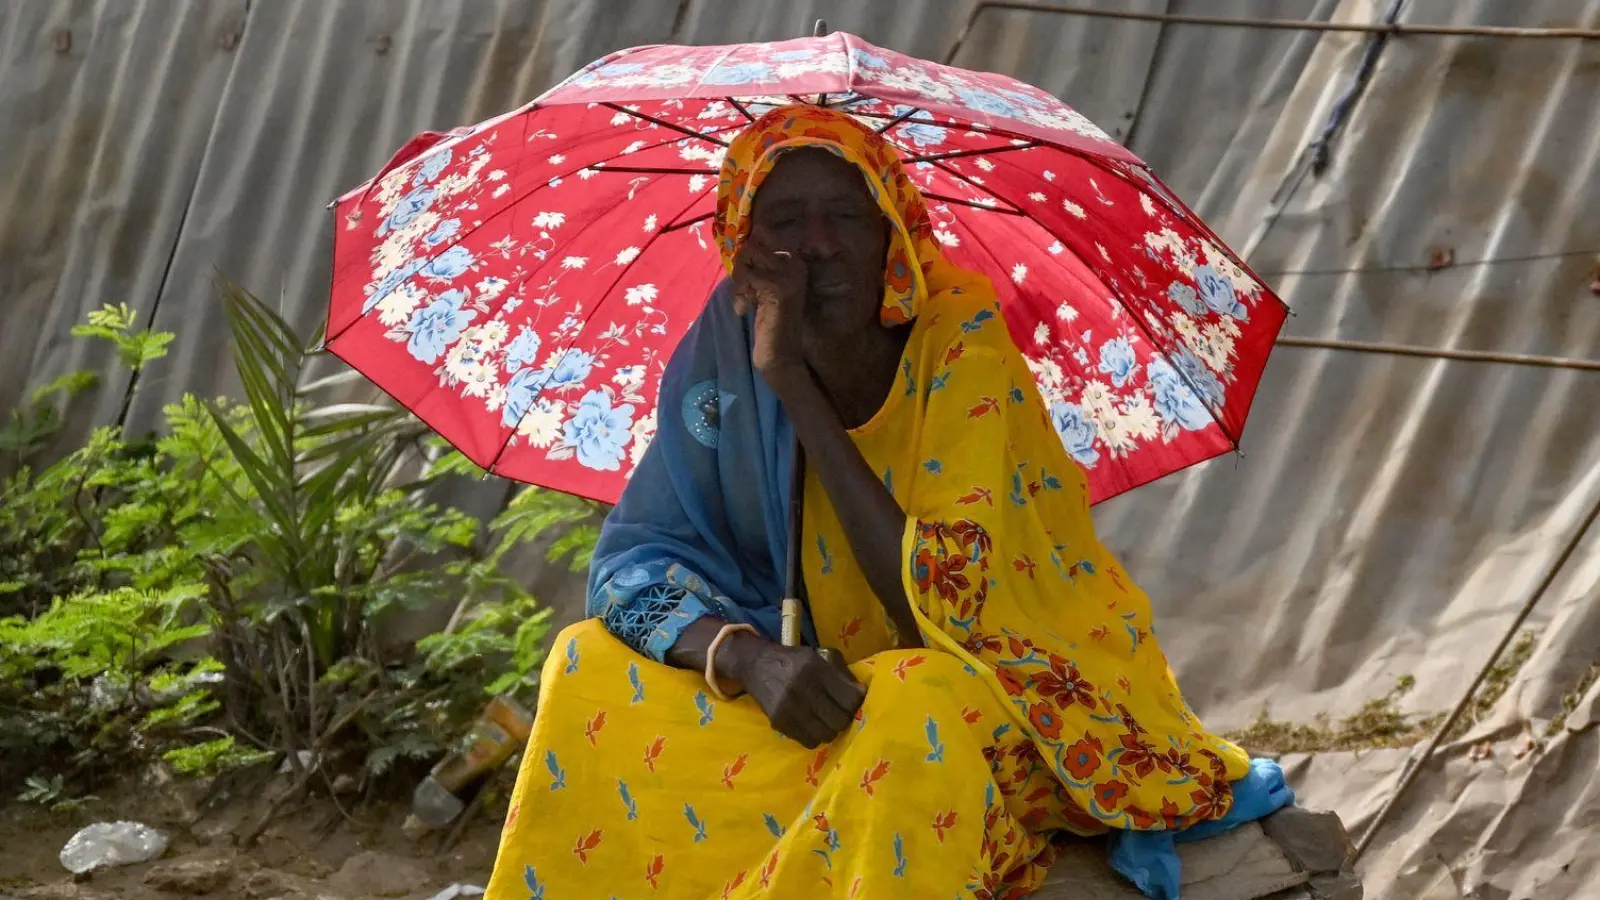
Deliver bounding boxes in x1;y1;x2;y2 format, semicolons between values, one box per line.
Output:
328;32;1286;505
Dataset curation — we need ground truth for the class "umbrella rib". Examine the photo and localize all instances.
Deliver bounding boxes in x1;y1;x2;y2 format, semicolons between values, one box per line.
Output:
921;193;1025;216
909;154;1029;216
823;93;874;110
848;110;1029;138
726;97;757;122
907;141;1041;163
663;210;715;233
601;102;730;146
917;141;1244;448
875;106;923;134
595;165;719;175
972;144;1245;445
329;124;745;344
1012;194;1243;446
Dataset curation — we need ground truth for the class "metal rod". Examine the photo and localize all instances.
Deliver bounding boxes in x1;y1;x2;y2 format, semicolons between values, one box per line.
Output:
1352;466;1600;861
813;20;829;104
948;0;1600;63
601;102;729;146
662;210;715;233
593;165;718;175
922;191;1025;216
875;105;924;135
920;157;1029;215
906;141;1041;164
781;445;807;648
1276;336;1600;373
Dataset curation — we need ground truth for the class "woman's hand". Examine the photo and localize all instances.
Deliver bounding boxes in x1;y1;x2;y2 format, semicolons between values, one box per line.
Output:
721;630;866;749
731;236;808;384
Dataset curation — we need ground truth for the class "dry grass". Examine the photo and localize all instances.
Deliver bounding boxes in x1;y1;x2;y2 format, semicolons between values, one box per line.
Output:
1545;662;1600;737
1228;631;1542;755
1226;676;1442;755
1446;630;1539;740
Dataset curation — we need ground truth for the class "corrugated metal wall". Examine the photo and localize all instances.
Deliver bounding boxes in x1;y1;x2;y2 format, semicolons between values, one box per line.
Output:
3;1;1598;896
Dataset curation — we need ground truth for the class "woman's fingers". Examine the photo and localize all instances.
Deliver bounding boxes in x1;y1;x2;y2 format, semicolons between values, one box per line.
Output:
732;243;781;317
800;657;863;742
806;688;854;738
773;704;832;749
819;665;868;715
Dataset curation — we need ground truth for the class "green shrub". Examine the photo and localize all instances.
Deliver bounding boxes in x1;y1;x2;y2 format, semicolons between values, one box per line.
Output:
1;287;597;809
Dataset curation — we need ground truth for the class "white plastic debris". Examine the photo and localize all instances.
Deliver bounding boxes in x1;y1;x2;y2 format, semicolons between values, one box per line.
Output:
278;749;317;774
59;821;170;873
426;885;485;900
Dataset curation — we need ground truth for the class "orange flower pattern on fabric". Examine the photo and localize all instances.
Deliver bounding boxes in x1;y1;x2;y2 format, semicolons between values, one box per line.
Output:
584;710;606;747
642;736;666;773
859;760;892;797
572;829;603;865
721;754;748;789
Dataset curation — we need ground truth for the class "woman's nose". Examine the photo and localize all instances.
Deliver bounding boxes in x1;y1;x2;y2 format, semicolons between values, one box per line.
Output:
799;215;842;259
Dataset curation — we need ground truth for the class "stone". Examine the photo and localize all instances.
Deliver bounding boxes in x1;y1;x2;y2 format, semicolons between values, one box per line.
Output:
16;885;114;900
243;870;299;900
1034;823;1309;900
1259;808;1353;874
327;852;430;899
1307;871;1363;900
143;859;234;895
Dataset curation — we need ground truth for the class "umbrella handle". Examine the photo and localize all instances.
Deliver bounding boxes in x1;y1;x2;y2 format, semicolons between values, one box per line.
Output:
781;597;803;647
776;446;848;667
781;442;806;648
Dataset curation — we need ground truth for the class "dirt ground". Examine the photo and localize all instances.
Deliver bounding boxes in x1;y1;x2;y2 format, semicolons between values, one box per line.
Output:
0;773;505;900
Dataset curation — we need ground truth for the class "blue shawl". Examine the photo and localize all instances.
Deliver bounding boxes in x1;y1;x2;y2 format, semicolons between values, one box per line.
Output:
586;280;806;660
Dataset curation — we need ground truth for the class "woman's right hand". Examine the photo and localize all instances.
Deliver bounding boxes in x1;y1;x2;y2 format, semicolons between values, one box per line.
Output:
722;633;866;749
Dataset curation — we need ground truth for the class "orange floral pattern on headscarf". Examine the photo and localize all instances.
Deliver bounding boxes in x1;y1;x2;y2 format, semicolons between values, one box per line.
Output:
714;105;992;326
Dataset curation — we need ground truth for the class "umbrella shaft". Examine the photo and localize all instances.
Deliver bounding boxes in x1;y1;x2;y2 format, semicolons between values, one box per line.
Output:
781;597;803;648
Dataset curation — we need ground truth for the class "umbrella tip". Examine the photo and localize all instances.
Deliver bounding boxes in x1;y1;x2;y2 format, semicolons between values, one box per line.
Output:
813;19;828;37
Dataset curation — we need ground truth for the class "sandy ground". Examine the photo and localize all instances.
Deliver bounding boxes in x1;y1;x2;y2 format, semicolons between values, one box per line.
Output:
0;774;504;900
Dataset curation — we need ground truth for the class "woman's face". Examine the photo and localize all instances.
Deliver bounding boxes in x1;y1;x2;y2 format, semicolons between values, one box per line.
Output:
748;148;890;334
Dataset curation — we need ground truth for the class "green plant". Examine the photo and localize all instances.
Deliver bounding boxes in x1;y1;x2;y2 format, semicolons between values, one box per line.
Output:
1;303;171;467
15;774;98;814
70;303;175;371
163;735;275;777
17;774;65;805
0;287;598;816
0;371;100;463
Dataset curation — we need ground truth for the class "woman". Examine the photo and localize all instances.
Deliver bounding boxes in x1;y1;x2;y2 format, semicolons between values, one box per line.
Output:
485;106;1285;900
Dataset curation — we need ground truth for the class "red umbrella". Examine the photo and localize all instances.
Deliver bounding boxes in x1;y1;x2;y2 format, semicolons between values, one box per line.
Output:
327;32;1285;505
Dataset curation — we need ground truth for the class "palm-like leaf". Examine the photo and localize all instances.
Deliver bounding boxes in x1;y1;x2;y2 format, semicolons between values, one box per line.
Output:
205;283;417;662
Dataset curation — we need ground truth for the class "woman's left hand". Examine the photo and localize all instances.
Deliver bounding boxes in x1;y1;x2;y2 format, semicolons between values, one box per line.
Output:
731;236;808;384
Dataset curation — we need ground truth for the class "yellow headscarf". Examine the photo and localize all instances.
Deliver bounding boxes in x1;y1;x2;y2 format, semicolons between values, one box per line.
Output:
713;105;992;327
